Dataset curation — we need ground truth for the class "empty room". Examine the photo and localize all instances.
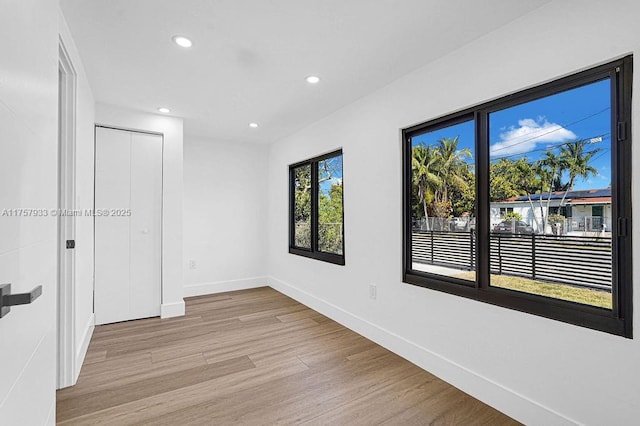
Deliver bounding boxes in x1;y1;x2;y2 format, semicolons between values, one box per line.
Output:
1;0;639;424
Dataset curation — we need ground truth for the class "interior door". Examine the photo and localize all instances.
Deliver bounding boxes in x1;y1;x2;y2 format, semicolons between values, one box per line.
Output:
0;0;58;423
129;132;163;319
94;127;162;325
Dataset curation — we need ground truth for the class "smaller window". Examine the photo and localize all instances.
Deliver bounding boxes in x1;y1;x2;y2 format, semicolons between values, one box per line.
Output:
289;150;344;265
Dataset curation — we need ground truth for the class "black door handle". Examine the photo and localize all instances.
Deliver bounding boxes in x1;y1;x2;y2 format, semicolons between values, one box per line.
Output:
0;284;43;318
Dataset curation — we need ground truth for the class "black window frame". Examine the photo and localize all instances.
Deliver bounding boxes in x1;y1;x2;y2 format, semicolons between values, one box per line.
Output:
402;56;633;338
289;149;345;265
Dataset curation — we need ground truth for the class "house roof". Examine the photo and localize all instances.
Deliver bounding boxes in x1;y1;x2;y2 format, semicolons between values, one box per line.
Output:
510;188;611;202
567;196;611;205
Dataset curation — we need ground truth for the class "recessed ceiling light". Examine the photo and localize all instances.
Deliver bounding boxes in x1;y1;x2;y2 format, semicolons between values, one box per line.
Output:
249;122;259;128
172;35;193;48
157;107;171;113
305;75;321;84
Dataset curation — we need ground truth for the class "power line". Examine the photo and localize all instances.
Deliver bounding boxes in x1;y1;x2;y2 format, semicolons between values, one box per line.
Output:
413;127;612;171
489;107;610;154
490;133;610;161
588;148;611;164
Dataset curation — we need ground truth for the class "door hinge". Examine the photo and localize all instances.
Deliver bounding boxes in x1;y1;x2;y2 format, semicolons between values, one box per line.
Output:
618;122;627;142
66;239;75;249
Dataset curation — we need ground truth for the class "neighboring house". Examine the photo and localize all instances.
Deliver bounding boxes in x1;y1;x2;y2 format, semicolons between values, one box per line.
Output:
490;188;612;235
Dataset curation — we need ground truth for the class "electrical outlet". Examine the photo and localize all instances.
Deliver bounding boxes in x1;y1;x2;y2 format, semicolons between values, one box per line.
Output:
189;260;197;269
369;284;377;300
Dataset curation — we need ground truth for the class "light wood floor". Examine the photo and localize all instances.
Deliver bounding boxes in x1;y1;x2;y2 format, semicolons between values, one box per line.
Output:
57;287;518;425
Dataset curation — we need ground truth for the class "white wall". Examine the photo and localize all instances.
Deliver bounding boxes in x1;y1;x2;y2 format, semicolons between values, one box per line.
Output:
183;138;268;296
95;103;185;318
59;9;96;384
0;0;58;423
266;1;640;424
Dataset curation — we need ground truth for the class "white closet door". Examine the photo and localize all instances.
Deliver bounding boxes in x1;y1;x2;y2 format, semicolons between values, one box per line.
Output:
95;127;132;325
129;132;162;319
94;127;162;325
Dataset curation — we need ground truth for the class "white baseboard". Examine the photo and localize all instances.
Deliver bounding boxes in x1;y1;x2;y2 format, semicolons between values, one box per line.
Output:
74;313;95;383
161;301;186;318
267;276;575;426
183;276;267;298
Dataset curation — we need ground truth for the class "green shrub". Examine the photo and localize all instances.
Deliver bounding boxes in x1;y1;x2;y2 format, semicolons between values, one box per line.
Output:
504;212;523;221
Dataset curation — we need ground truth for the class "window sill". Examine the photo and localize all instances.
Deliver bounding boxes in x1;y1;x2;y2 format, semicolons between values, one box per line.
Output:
404;270;629;338
289;247;345;265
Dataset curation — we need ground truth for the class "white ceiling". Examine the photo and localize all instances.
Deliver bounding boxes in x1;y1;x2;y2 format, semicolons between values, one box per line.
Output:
60;0;550;144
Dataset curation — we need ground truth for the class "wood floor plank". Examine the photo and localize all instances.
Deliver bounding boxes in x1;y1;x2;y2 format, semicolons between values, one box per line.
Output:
58;357;310;425
57;288;518;425
226;353;420;425
303;365;450;425
58;353;207;400
57;355;255;422
81;348;107;365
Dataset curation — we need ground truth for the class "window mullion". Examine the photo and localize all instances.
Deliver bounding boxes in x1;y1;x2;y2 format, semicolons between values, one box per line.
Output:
610;68;621;317
311;160;319;253
614;57;633;334
476;110;490;290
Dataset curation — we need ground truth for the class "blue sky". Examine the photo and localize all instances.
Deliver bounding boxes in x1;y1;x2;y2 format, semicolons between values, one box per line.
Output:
319;154;343;195
412;78;611;190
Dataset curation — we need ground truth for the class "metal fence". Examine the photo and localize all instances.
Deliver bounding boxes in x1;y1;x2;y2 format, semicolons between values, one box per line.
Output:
412;231;612;290
412;217;474;232
412;230;476;271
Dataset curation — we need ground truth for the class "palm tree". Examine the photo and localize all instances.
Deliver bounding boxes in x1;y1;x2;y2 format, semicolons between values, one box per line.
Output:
558;140;600;206
510;158;543;231
412;144;441;230
436;136;472;204
535;151;567;233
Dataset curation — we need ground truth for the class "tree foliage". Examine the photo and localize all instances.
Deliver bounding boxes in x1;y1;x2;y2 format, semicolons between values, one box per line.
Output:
558;140;600;206
293;165;312;248
490;158;539;201
318;183;343;254
412;136;474;228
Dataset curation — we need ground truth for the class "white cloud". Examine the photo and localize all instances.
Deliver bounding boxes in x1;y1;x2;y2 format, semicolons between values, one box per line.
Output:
490;118;576;157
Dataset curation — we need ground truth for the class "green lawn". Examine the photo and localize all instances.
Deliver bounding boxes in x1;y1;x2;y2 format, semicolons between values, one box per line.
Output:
455;272;612;309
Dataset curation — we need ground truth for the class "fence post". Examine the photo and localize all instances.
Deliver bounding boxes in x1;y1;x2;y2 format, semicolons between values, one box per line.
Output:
430;230;434;264
531;233;536;280
498;234;502;275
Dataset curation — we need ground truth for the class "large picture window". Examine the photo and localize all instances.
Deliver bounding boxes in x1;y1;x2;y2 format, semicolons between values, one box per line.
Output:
290;150;345;265
403;57;632;337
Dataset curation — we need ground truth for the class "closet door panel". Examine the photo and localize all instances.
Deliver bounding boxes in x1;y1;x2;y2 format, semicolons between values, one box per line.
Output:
130;132;162;318
94;127;132;325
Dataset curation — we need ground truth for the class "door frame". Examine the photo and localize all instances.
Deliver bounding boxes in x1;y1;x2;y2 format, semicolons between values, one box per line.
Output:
57;39;77;389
